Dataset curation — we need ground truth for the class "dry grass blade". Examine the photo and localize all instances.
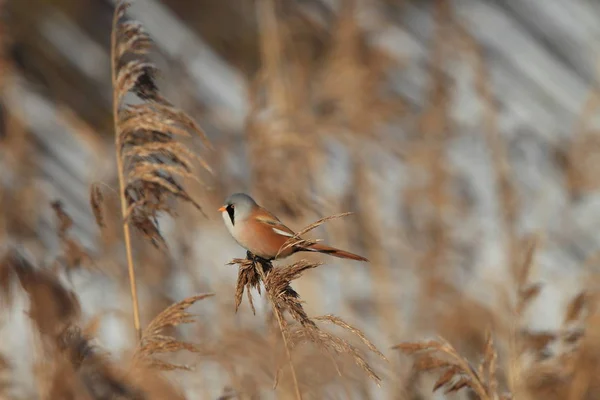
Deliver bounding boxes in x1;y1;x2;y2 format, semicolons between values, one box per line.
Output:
90;183;105;229
134;294;214;371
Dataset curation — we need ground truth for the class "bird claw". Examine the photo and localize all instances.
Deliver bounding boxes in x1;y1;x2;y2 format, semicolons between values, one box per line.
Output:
246;250;268;264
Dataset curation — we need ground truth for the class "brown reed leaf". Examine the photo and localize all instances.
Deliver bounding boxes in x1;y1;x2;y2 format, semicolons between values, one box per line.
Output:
445;377;470;393
517;235;539;289
90;183;105;229
393;341;444;354
51;200;73;238
51;200;91;270
112;0;210;249
433;366;460;392
565;292;587;324
414;355;453;371
0;252;14;306
520;330;557;355
6;250;81;339
134;293;213;371
518;283;542;313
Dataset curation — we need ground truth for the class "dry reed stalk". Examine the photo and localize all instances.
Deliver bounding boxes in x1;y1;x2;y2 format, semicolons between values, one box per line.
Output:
110;1;210;341
315;0;403;136
248;0;318;216
413;0;453;311
452;17;519;278
254;259;303;400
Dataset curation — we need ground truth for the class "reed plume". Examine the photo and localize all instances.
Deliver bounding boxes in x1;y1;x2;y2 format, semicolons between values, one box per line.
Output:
110;1;211;340
228;213;385;398
394;332;508;399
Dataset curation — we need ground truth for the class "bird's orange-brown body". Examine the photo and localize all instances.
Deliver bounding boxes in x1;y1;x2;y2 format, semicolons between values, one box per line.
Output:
219;193;368;262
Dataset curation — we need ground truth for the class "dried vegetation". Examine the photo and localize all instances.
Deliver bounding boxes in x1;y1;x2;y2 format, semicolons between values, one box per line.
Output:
0;0;600;399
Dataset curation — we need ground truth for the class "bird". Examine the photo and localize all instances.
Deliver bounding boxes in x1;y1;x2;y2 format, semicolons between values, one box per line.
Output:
219;193;368;262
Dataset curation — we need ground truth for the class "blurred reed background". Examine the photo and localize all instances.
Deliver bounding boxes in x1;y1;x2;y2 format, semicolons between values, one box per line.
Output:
2;0;600;399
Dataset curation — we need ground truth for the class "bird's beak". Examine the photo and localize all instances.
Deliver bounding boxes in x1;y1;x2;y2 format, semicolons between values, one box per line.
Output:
218;205;226;212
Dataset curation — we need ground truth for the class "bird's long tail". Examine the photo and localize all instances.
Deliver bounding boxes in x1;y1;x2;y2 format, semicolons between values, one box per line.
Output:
299;243;368;262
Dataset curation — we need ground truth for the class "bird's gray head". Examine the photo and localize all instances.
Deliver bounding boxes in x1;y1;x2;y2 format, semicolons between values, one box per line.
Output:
220;193;258;225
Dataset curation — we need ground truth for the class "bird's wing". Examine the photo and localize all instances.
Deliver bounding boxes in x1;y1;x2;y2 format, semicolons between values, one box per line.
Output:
253;208;296;238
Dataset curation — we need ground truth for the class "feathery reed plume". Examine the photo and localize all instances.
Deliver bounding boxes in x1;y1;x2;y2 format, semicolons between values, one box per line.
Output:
394;332;509;399
227;256;268;315
133;294;214;371
110;1;211;340
227;213;384;397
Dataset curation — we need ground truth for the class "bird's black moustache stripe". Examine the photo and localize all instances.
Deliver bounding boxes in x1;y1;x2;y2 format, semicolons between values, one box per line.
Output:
226;205;235;225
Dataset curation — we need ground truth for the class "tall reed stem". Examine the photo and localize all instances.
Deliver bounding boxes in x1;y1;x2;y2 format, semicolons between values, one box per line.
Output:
111;6;142;342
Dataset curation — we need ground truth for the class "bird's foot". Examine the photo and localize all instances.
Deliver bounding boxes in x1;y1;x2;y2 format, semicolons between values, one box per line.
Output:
246;250;267;263
246;251;273;273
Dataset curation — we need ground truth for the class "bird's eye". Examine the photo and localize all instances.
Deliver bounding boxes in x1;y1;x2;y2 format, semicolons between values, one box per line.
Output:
226;204;235;225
